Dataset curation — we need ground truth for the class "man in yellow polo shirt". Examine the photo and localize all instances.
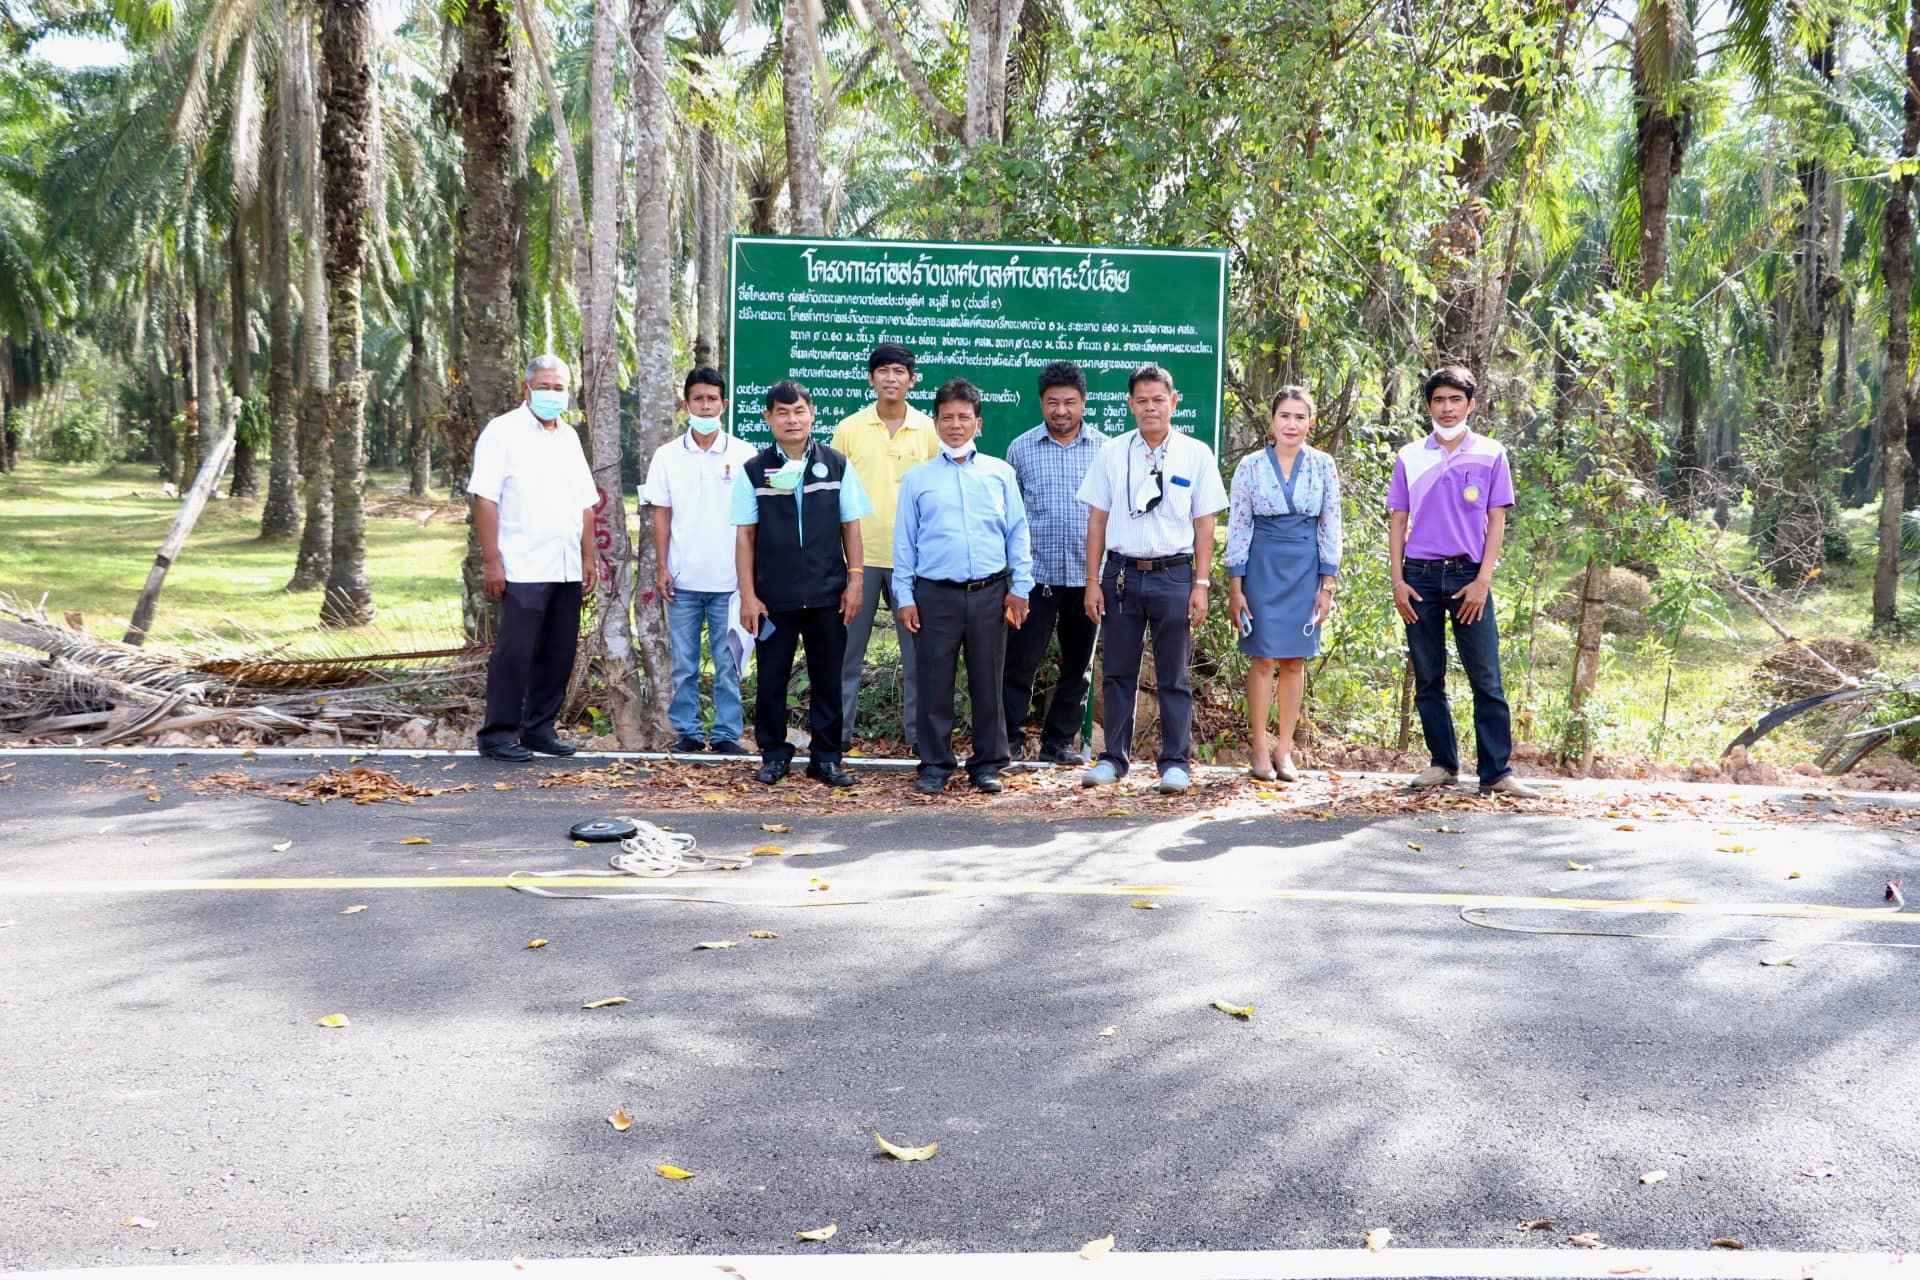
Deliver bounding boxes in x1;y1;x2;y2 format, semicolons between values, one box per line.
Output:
831;342;939;753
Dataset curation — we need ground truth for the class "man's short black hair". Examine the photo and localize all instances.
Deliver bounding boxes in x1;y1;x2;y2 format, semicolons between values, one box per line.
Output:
1422;365;1478;403
932;378;983;417
868;343;916;374
765;380;813;410
1038;361;1087;398
1127;363;1175;395
683;366;726;400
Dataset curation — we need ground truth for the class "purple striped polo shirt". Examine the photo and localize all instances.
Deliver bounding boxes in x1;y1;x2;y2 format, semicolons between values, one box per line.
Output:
1386;429;1514;563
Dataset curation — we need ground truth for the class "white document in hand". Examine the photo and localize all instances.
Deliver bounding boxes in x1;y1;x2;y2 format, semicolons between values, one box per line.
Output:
723;591;755;672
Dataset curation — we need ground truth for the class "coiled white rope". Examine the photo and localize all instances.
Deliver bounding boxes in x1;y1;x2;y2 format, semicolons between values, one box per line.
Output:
507;820;750;899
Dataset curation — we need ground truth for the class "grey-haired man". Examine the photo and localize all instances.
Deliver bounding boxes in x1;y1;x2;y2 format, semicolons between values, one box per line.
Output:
471;354;599;761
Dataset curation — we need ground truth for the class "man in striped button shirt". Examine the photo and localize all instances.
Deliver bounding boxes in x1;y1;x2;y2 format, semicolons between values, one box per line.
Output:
1002;361;1107;765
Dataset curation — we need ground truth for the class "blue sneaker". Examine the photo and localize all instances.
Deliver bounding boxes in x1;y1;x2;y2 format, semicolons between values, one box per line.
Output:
1157;766;1191;794
1081;760;1120;787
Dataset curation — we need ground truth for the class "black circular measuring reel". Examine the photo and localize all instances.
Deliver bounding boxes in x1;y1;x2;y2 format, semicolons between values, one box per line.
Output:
568;817;639;843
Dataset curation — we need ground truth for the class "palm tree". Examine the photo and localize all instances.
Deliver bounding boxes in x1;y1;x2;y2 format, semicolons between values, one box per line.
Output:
317;0;375;627
1874;0;1920;628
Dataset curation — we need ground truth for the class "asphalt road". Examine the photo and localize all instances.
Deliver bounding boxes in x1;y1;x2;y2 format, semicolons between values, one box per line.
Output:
2;751;1918;1273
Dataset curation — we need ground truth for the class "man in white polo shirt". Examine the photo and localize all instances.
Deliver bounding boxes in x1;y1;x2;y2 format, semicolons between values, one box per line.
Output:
1077;364;1229;793
643;366;758;755
469;354;599;762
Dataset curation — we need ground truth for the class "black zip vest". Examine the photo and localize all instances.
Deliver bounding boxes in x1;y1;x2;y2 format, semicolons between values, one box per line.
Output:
744;442;852;611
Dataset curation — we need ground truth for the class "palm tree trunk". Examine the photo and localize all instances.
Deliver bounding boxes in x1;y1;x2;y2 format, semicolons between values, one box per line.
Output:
260;75;302;539
1773;28;1839;590
288;15;332;590
190;274;217;486
630;0;679;745
1565;549;1610;773
318;0;375;627
1629;0;1689;488
407;302;430;497
452;0;518;642
1876;0;1920;628
229;214;260;498
780;0;823;234
694;124;720;366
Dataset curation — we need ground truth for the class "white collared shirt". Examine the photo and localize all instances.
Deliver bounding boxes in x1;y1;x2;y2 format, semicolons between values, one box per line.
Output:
641;427;759;593
468;403;599;583
1075;427;1228;558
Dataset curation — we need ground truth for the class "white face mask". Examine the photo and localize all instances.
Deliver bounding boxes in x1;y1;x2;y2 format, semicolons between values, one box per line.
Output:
941;442;976;462
1431;419;1469;442
687;414;723;435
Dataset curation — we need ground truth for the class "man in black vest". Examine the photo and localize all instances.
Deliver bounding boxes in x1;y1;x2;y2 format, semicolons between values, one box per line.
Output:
732;381;874;786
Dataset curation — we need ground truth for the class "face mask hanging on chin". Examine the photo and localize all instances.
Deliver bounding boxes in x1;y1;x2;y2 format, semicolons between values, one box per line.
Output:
1431;419;1468;442
687;414;724;434
767;457;806;491
941;443;976;462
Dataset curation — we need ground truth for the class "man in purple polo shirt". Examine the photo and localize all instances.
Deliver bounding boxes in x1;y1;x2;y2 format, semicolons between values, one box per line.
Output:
1387;365;1540;798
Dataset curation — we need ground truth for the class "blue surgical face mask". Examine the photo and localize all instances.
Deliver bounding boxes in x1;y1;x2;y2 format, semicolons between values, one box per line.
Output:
529;389;569;421
687;414;724;435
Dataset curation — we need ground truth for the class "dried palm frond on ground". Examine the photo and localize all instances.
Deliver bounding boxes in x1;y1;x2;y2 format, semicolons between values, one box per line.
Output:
1;595;485;747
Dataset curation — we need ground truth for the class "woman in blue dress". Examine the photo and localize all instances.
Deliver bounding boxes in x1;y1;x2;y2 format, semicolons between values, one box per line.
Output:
1225;387;1342;781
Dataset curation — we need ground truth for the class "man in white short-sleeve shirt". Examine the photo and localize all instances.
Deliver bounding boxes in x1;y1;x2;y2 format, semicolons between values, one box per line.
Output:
1075;363;1228;793
642;366;758;755
469;354;600;761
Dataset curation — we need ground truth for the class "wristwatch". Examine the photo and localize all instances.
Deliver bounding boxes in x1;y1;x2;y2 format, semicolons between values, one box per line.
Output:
1195;578;1212;587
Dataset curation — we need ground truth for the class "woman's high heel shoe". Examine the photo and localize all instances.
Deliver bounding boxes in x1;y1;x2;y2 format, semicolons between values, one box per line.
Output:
1248;741;1277;782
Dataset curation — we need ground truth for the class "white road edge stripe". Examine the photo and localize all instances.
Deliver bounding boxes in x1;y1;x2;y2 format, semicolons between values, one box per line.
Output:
7;1249;1911;1280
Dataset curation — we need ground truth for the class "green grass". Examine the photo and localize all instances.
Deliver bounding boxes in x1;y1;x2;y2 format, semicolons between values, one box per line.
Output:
0;460;470;654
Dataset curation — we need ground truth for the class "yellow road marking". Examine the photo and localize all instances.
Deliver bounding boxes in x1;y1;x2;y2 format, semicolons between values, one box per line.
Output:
0;873;1912;924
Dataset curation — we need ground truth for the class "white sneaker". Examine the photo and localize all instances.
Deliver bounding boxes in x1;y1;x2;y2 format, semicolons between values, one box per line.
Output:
1082;760;1120;787
1158;766;1191;794
1409;766;1458;788
1484;774;1542;799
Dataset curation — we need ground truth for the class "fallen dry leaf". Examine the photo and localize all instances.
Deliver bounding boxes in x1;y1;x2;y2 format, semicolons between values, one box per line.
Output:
700;793;726;803
1098;1025;1117;1038
1516;1219;1554;1232
1639;1169;1667;1185
118;1217;156;1230
1801;1163;1840;1179
1615;823;1637;831
1710;1238;1745;1250
608;1109;632;1132
271;841;292;852
656;1164;695;1180
492;783;516;792
1406;842;1424;852
1212;999;1254;1020
1787;871;1803;880
1568;1232;1607;1249
751;845;785;856
1760;955;1798;967
1566;859;1593;871
581;997;631;1009
796;1224;838;1242
1435;824;1466;834
1717;844;1753;854
314;1013;349;1028
1129;899;1160;910
760;823;793;833
527;939;548;950
694;940;740;950
339;904;367;915
747;930;779;940
1102;808;1128;818
145;792;162;802
400;836;432;845
1079;1234;1115;1260
1365;1227;1392;1253
875;1132;938;1161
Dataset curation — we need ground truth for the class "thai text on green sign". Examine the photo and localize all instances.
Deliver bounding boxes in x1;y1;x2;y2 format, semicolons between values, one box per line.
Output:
727;236;1228;456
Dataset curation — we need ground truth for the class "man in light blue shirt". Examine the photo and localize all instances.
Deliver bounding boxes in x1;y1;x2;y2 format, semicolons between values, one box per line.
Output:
894;378;1033;795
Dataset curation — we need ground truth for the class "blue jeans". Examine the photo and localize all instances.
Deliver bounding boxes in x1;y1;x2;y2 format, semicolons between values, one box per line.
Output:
1402;557;1512;786
667;589;741;742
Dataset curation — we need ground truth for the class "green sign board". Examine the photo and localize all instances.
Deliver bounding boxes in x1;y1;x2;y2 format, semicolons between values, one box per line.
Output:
726;236;1228;457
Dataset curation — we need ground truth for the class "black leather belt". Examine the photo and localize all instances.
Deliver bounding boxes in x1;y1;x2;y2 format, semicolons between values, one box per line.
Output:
1105;552;1189;572
922;569;1011;592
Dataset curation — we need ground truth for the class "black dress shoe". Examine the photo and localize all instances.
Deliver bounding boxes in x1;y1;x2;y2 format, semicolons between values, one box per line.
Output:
1034;745;1086;766
671;734;707;753
755;758;790;785
523;736;577;757
970;771;1005;793
708;739;748;756
914;772;948;795
480;742;533;762
805;759;855;787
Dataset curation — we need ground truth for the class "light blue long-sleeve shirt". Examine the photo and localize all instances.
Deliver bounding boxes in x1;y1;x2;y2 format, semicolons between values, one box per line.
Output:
892;449;1034;608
